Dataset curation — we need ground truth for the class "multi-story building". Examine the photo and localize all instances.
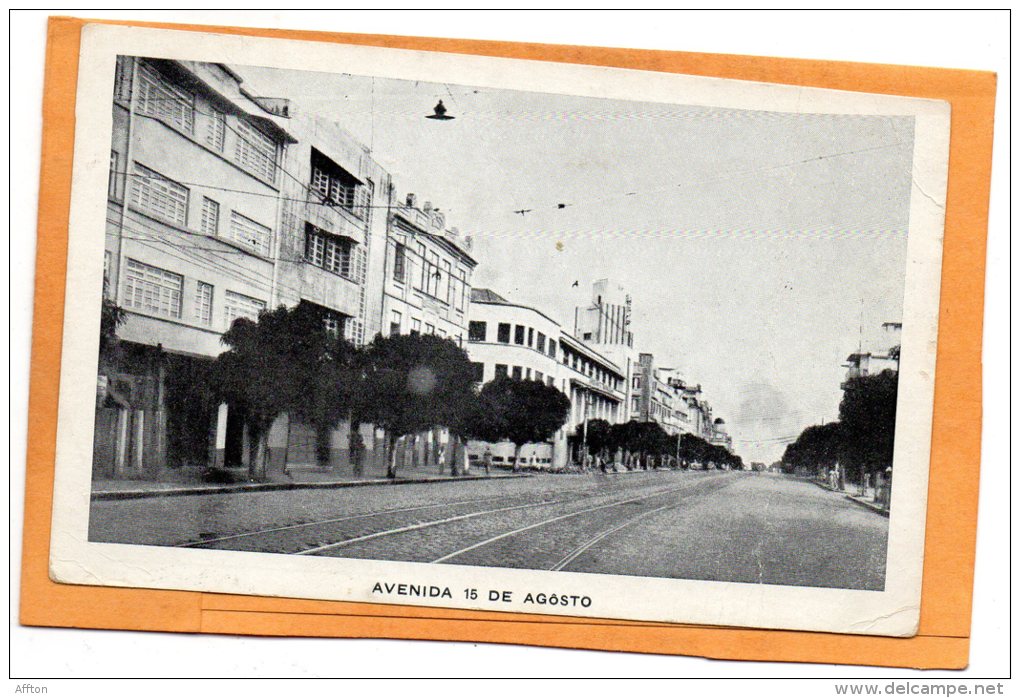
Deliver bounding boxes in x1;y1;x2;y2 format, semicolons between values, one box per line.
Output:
382;193;476;345
464;288;564;468
376;192;478;473
843;322;902;387
634;353;682;435
573;279;641;422
710;418;734;453
98;57;295;480
558;333;627;462
465;288;626;469
259;111;393;472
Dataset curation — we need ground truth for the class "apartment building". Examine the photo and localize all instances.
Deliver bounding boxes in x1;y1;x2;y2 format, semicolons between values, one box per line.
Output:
98;57;295;480
245;111;395;473
464;288;564;468
464;288;626;469
382;193;477;345
374;192;479;473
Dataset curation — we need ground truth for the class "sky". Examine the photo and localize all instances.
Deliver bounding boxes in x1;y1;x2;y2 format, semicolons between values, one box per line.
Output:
235;64;915;464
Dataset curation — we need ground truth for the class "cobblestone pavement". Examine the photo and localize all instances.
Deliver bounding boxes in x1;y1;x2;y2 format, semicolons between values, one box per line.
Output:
89;470;887;589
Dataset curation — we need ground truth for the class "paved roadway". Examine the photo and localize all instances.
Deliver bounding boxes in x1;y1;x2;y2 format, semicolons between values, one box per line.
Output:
89;470;888;590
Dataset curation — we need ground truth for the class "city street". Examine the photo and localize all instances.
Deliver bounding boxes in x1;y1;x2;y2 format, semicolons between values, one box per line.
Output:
90;470;888;590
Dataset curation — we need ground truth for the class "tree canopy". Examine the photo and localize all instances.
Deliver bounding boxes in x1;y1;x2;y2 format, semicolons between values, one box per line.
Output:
465;377;570;471
212;303;339;479
361;332;478;477
781;369;899;482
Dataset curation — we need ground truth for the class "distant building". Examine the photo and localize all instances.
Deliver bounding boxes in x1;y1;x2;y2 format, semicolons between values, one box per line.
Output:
573;279;641;422
710;418;734;453
843;321;902;388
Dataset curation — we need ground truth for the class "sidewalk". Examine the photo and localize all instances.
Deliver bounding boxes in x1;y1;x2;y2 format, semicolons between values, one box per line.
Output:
92;467;530;501
810;479;890;517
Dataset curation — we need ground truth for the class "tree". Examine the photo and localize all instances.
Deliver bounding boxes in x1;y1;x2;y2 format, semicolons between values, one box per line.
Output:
361;333;478;479
609;420;670;470
467;377;570;472
300;324;362;469
98;298;127;372
211;304;336;481
584;418;614;463
781;422;842;476
838;369;898;485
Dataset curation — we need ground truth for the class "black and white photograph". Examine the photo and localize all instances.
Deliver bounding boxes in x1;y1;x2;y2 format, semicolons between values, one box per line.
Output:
48;23;951;637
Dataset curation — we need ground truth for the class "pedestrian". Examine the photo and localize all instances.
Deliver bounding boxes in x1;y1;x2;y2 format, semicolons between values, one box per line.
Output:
350;430;365;479
482;446;492;476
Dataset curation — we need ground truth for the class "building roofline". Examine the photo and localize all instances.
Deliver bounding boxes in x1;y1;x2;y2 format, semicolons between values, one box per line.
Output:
559;333;624;377
470;298;563;328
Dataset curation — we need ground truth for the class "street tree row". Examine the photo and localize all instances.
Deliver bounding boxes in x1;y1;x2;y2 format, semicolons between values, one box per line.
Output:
204;303;571;480
780;370;898;486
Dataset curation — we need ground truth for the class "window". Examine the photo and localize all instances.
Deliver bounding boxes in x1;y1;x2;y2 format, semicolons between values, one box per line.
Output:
548;339;557;358
360;178;375;222
229;211;272;256
512;366;523;381
494;364;508;379
234;119;277;182
108;151;121;200
514;325;525;345
525;368;532;380
131;163;189;226
527;328;534;347
425;323;435;335
632;376;641;389
470;362;484;383
305;224;354;277
415;242;427;290
468;321;487;342
200;197;219;236
583;332;593;341
632;397;640;413
123;258;183;319
205;108;226;152
390;310;402;336
547;376;555;388
309;149;361;214
393;244;406;283
224;291;265;327
443;260;454;306
497;323;511;343
456;269;468;312
536;332;546;354
137;62;194;135
438;328;447;338
535;371;543;383
410;318;421;335
194;281;214;326
323;311;344;338
426;251;440;297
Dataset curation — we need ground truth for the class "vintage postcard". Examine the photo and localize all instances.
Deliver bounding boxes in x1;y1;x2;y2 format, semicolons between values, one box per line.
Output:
48;22;950;637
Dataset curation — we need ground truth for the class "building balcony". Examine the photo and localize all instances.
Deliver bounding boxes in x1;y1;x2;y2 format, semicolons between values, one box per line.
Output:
305;200;367;244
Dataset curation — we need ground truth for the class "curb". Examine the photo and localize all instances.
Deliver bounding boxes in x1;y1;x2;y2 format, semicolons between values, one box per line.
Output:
91;473;533;501
810;480;889;517
843;494;890;517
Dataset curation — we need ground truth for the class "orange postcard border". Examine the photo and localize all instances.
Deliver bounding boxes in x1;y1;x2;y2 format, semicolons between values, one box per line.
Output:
20;16;996;670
